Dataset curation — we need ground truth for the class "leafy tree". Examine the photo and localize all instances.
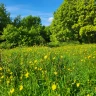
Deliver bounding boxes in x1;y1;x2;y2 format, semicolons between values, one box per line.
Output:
50;0;78;42
12;15;22;28
0;3;11;33
21;15;41;30
79;25;96;43
28;26;45;45
40;26;51;42
2;24;20;47
50;0;96;43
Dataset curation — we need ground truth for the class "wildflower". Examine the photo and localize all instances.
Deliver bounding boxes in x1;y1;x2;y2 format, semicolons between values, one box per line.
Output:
20;75;23;80
52;84;57;91
10;76;13;79
34;60;37;63
38;67;42;71
7;80;10;85
60;56;63;58
53;57;55;60
0;67;2;71
29;61;32;64
87;94;90;96
10;72;13;75
76;83;80;87
44;55;48;59
19;85;23;91
1;75;4;79
10;88;14;94
54;72;57;75
25;72;29;78
35;67;37;70
88;55;91;59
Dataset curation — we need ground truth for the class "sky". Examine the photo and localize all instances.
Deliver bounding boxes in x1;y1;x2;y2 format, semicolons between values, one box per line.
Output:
0;0;63;26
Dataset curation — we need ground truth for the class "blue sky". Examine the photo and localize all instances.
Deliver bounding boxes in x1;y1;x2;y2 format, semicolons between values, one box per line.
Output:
0;0;63;26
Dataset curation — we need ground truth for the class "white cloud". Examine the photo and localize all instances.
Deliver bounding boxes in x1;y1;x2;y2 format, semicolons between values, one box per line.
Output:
48;17;53;22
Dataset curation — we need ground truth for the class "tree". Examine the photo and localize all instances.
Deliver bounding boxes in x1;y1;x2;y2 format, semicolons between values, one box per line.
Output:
0;3;11;33
2;24;20;47
40;26;51;42
12;15;22;28
50;0;78;42
50;0;96;43
21;15;41;30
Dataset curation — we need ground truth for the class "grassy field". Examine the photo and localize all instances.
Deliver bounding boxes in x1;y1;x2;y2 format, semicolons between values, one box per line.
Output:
0;44;96;96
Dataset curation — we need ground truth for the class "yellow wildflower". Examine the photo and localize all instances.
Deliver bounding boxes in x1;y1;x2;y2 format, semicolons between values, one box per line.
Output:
54;72;57;75
19;85;23;91
60;56;63;58
88;55;91;59
25;72;29;78
52;84;57;91
35;67;37;70
76;83;80;87
1;75;4;79
0;67;2;71
44;55;48;59
34;60;37;63
87;94;90;96
10;88;14;94
53;57;55;60
7;80;10;85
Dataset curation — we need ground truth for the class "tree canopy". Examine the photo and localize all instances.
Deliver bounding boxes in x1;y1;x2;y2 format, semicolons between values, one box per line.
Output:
50;0;96;43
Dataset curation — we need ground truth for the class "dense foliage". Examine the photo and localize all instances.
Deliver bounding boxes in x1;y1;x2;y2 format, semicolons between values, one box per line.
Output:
50;0;96;43
0;3;51;48
0;0;96;48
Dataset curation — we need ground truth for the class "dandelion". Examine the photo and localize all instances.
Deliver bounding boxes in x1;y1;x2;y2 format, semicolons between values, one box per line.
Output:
25;72;29;78
52;84;57;91
19;85;23;91
76;83;80;87
10;88;14;94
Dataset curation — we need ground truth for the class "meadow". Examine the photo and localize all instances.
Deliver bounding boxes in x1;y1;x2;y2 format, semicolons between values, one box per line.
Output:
0;44;96;96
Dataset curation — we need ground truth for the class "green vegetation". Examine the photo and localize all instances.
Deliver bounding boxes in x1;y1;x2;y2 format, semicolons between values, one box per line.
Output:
1;0;96;48
0;44;96;95
0;1;96;95
50;0;96;43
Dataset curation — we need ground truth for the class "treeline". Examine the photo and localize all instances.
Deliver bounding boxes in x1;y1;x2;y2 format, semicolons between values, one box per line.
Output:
0;0;96;48
0;3;51;48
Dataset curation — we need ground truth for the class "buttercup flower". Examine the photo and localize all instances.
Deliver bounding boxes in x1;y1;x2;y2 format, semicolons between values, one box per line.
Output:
52;84;57;91
19;85;23;91
10;88;14;94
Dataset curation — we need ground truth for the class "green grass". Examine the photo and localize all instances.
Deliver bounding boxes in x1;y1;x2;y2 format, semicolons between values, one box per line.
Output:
0;44;96;96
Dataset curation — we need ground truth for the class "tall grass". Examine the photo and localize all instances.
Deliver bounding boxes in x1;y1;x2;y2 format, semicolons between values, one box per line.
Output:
0;44;96;96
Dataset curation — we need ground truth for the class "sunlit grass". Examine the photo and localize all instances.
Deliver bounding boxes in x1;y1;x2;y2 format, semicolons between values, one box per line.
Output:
0;44;96;96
